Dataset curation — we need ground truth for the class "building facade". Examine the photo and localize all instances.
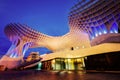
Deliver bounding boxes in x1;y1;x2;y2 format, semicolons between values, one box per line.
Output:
0;0;120;70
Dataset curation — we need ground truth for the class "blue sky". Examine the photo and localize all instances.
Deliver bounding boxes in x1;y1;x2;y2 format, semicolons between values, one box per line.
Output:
0;0;77;56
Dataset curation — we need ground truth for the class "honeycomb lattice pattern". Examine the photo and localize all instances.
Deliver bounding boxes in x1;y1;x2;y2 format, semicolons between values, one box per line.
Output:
69;0;120;40
0;0;120;69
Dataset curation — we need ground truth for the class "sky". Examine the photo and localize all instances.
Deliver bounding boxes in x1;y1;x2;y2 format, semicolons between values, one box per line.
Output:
0;0;78;56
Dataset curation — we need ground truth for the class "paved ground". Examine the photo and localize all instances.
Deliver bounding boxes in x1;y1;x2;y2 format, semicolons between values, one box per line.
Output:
0;70;120;80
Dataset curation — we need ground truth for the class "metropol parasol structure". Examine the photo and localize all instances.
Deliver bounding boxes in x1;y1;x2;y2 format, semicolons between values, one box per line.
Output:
0;0;120;69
